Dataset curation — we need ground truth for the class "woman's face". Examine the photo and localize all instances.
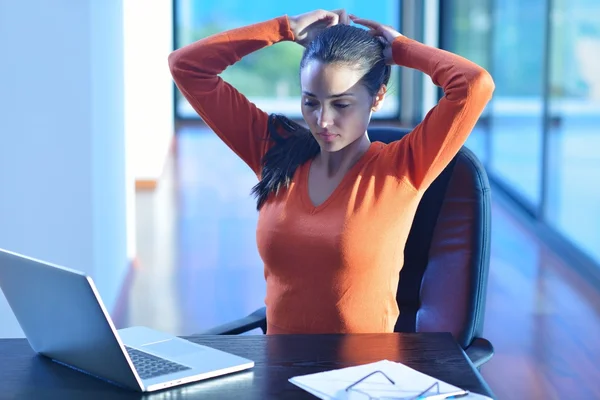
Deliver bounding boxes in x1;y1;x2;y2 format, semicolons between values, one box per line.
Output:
300;60;381;152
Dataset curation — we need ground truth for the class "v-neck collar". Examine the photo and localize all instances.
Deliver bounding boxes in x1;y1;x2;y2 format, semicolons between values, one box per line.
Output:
299;143;378;214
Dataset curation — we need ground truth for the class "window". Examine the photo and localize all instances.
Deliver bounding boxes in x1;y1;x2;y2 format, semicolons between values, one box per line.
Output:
488;0;547;207
441;0;600;266
545;0;600;263
439;0;492;163
173;0;401;120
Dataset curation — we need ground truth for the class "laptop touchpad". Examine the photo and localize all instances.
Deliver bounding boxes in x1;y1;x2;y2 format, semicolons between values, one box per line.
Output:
142;339;205;358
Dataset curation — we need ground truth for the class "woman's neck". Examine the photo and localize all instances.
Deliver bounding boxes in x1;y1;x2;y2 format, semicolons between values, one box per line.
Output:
314;134;371;177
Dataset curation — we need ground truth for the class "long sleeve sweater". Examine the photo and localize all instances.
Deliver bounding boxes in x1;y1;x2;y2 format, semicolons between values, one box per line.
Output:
168;15;495;334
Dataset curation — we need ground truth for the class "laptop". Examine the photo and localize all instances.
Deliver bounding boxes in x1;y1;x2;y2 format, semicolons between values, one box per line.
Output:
0;248;254;392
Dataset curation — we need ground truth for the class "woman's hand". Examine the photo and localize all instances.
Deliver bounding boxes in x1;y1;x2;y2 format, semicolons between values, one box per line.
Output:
349;15;403;64
289;9;350;47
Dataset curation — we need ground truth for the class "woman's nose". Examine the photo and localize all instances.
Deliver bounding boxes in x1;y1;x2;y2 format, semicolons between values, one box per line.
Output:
317;107;332;128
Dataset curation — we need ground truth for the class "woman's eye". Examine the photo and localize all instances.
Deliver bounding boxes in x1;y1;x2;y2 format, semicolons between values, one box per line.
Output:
303;101;349;109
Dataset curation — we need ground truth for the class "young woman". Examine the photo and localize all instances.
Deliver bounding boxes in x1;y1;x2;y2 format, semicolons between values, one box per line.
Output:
168;9;494;335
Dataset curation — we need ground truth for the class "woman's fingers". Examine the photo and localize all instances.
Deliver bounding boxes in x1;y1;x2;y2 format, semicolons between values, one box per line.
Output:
349;15;380;30
331;9;350;25
376;36;388;46
350;14;402;42
350;16;385;38
367;28;383;37
321;11;339;27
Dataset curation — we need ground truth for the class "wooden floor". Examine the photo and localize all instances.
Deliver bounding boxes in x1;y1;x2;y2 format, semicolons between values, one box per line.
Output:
115;126;600;400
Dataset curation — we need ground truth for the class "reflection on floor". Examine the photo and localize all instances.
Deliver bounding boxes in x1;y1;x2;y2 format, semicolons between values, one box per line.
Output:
116;125;600;399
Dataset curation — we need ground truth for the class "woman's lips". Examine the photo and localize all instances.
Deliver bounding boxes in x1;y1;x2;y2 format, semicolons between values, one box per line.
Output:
318;131;337;142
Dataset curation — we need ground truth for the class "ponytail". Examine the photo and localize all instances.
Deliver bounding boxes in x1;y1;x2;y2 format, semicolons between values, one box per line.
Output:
251;114;319;210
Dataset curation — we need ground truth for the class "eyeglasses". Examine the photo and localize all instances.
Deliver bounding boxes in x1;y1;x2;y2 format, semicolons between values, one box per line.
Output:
344;370;470;400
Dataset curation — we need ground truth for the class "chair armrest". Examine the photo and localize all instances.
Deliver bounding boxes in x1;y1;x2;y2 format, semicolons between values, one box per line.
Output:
465;337;494;368
192;307;267;336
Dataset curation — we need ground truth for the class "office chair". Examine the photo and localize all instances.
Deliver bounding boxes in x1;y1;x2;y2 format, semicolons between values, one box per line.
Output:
194;126;494;369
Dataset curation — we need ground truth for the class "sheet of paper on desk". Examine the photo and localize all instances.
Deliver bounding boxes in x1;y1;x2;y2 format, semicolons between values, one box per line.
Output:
289;360;492;400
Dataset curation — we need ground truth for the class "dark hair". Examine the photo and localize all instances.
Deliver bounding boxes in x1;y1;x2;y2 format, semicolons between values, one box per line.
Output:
250;24;392;210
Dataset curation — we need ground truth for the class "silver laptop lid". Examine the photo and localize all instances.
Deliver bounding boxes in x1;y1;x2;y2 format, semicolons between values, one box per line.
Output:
0;248;142;391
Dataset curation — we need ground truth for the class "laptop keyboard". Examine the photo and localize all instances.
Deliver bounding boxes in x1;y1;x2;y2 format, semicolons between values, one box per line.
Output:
125;346;192;380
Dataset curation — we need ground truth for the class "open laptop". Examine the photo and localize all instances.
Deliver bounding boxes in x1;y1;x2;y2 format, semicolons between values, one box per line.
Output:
0;248;254;392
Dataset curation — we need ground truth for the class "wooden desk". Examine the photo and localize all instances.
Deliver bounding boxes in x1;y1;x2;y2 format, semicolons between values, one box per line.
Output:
1;333;495;399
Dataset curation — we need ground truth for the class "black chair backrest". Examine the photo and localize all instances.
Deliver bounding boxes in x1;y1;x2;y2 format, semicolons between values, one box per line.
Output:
368;126;491;349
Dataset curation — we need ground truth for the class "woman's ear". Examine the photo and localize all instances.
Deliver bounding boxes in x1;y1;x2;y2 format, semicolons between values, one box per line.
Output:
371;85;387;112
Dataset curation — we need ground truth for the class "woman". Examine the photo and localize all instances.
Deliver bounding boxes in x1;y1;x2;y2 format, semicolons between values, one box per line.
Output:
168;9;494;335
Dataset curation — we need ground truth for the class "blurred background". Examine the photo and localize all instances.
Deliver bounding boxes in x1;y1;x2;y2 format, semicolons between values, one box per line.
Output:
1;0;599;398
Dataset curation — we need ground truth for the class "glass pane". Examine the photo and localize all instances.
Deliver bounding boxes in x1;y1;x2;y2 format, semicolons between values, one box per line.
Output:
546;0;600;263
489;0;546;206
440;0;492;163
174;0;400;119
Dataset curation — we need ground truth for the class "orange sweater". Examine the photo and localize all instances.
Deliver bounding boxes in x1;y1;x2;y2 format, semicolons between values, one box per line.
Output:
169;16;494;334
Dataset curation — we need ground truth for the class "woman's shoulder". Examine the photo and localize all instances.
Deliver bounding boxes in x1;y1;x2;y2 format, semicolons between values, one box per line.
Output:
360;140;417;189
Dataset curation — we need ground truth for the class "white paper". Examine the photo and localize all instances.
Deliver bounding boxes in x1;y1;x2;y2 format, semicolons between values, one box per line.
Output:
289;360;493;400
